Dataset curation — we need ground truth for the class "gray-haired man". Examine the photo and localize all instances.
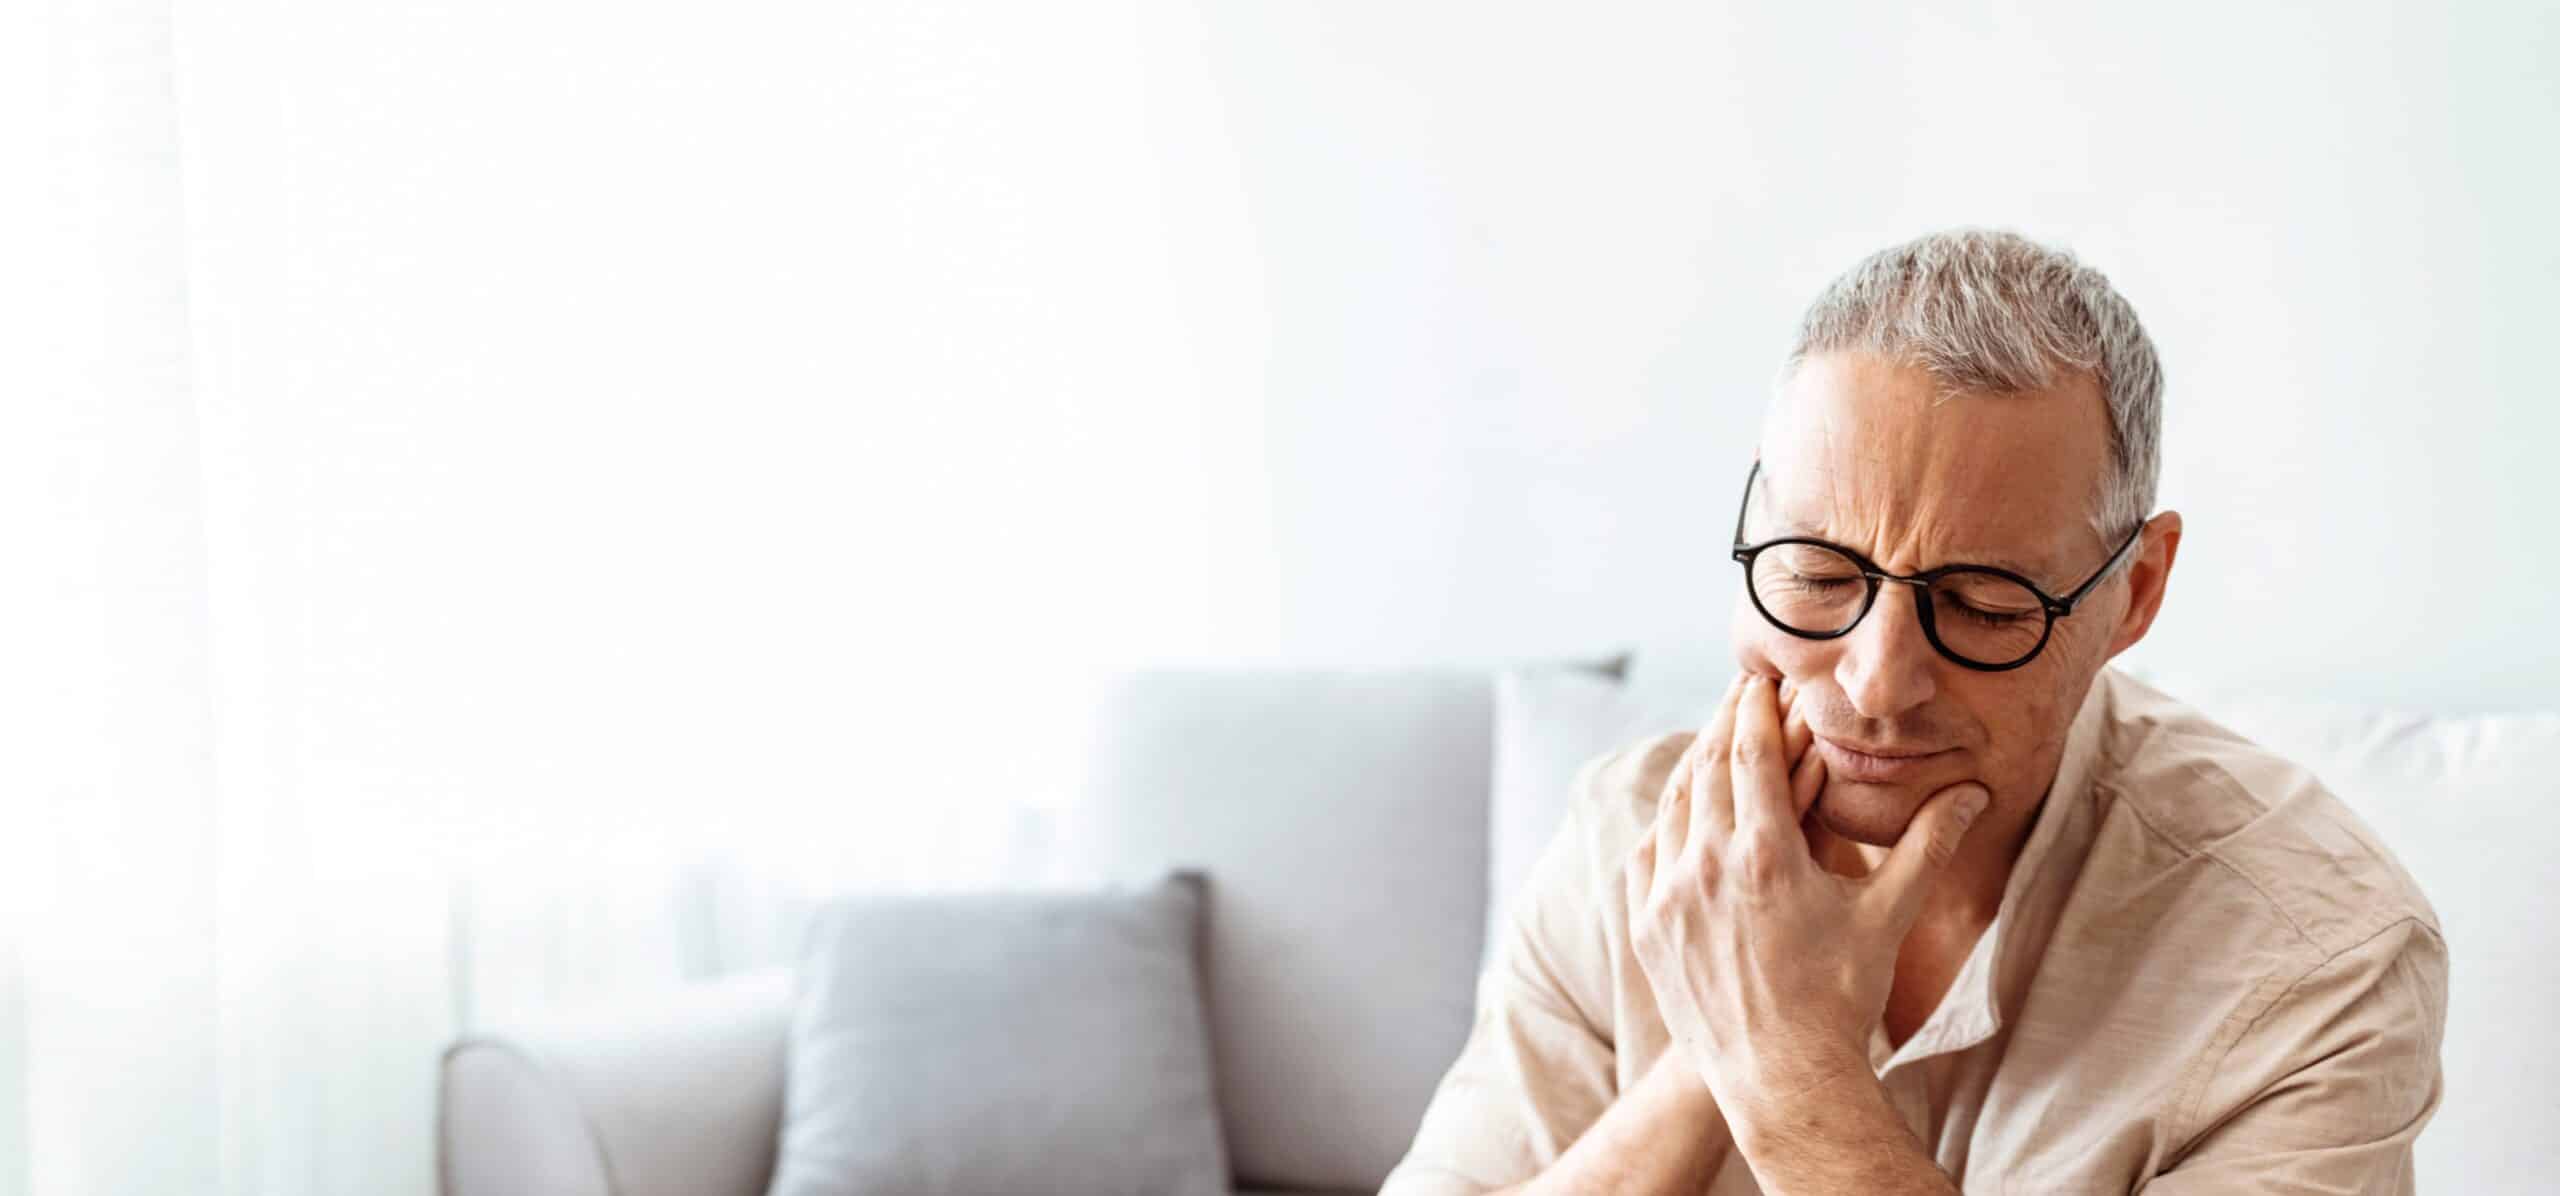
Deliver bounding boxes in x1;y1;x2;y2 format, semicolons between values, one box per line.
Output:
1384;229;2445;1195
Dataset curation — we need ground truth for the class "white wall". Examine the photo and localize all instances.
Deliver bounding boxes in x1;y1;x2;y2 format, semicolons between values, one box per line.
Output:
173;0;2558;880
1128;2;2560;714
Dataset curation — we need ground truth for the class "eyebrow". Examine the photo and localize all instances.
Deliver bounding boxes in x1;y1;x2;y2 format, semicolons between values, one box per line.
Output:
1745;463;2072;581
1754;512;2061;581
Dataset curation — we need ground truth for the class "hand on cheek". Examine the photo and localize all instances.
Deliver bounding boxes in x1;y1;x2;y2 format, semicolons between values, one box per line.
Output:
1766;672;1825;822
1625;674;1992;1103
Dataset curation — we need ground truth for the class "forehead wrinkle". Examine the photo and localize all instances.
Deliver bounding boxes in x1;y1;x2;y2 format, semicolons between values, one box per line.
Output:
1753;460;2064;581
1757;350;2106;589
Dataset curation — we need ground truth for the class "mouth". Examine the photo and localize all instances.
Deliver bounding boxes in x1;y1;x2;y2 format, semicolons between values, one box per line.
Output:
1814;735;1953;783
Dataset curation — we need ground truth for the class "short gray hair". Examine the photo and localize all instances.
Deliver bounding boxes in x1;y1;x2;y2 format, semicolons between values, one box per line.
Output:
1780;228;2163;542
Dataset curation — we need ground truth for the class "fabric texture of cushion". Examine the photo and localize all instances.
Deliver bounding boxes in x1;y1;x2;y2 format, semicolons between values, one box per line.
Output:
766;870;1227;1196
1053;668;1500;1191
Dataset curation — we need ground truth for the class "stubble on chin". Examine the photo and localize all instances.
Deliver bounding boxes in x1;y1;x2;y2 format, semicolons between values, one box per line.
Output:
1798;795;1897;878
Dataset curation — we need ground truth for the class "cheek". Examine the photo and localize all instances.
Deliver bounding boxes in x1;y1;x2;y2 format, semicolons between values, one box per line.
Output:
1950;673;2064;759
2015;615;2114;718
1730;597;1826;681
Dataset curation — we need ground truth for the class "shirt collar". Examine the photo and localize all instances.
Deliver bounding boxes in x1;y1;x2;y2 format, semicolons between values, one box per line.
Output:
1866;667;2120;1076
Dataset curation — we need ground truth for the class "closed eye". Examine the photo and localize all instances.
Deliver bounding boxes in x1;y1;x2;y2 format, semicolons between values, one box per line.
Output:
1944;598;2036;625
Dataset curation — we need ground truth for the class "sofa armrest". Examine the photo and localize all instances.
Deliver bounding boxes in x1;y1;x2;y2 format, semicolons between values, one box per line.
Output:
439;969;794;1196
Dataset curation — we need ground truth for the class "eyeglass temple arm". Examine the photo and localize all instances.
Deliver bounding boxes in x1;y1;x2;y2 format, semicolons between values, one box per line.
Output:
1732;459;1760;550
2054;518;2148;613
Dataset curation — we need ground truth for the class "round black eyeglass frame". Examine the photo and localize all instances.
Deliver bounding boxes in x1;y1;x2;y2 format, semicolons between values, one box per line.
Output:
1729;460;2147;673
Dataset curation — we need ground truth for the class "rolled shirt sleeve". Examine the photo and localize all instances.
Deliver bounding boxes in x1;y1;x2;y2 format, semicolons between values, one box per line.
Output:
1381;751;1632;1195
2141;916;2450;1195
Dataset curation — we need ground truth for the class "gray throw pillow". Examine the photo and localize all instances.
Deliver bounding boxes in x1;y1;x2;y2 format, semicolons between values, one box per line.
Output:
767;871;1229;1196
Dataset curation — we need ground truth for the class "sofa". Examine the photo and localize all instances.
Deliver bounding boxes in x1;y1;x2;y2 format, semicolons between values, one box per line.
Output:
437;663;2560;1195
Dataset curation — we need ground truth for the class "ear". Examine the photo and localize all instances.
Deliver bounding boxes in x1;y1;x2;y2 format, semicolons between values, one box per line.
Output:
2103;510;2182;660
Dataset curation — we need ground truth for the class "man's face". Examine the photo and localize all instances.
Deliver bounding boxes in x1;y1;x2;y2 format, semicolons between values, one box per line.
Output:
1730;350;2151;848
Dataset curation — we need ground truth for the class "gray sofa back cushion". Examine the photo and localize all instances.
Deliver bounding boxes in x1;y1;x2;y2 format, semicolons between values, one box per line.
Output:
1056;669;1496;1192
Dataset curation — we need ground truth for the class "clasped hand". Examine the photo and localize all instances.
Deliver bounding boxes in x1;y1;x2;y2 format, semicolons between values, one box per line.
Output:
1624;672;1990;1111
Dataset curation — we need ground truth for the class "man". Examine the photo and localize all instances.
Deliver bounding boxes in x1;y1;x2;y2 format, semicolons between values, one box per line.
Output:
1381;229;2446;1194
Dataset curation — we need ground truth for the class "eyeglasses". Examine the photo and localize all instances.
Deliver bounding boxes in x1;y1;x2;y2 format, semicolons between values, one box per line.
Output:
1729;460;2146;672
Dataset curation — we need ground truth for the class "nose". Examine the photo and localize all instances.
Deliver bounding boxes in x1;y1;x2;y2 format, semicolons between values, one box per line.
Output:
1836;580;1939;720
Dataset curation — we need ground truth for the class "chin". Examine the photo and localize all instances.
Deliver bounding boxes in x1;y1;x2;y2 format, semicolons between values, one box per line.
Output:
1811;781;1923;847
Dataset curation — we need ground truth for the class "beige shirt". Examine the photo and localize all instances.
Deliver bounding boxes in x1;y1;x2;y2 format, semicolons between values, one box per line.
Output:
1383;667;2448;1195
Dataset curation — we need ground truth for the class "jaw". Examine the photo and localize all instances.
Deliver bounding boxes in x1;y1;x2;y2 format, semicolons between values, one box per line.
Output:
1811;780;1922;848
1802;801;1891;877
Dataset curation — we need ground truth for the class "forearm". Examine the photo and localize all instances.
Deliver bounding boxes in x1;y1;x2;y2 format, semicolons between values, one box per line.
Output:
1492;1053;1733;1196
1720;1061;1956;1196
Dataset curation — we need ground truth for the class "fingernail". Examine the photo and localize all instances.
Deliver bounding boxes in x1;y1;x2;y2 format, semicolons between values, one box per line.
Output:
1955;786;1990;824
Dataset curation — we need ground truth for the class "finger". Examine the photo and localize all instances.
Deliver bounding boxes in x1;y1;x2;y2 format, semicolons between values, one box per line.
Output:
1651;731;1706;889
1654;677;1738;879
1729;673;1794;841
1625;836;1655;919
1868;781;1992;927
1789;749;1826;821
1688;673;1750;849
1778;677;1815;767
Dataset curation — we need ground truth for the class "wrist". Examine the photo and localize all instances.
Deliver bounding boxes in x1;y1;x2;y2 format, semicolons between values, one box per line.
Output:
1644;1049;1718;1110
1715;1042;1871;1129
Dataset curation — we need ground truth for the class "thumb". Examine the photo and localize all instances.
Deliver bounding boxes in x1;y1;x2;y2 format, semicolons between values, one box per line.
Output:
1871;782;1991;925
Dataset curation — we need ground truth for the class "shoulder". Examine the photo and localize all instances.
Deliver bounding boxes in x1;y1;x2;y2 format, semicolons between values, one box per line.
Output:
1508;726;1693;972
2087;669;2443;961
1559;727;1696;862
2030;674;2450;1155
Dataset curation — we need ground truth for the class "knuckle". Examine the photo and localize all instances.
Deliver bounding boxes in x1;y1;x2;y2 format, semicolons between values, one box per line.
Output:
1633;896;1667;937
1731;836;1786;885
1688;845;1722;886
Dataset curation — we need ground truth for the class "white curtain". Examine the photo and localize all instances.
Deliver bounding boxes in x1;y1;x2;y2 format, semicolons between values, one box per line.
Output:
4;1;1238;1192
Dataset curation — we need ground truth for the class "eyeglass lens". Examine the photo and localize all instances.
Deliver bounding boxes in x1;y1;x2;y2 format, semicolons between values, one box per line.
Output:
1746;542;2050;666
